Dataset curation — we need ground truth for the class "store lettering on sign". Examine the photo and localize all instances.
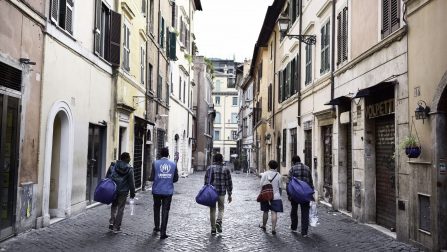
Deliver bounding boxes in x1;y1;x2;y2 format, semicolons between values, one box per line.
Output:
367;99;394;119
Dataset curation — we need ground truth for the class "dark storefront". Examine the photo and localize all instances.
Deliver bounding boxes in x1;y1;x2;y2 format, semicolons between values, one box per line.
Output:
0;63;21;240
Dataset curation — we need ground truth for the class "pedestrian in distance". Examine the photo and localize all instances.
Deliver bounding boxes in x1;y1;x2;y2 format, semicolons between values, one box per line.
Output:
259;160;283;235
149;147;179;239
106;152;136;234
205;153;233;235
287;155;314;237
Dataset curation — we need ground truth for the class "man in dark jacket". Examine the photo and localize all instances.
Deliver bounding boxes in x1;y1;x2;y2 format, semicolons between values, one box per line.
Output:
149;147;178;239
106;152;135;234
287;155;314;237
204;153;233;235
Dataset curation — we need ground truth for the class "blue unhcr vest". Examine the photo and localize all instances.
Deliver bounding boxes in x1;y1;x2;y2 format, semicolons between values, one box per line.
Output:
152;158;176;196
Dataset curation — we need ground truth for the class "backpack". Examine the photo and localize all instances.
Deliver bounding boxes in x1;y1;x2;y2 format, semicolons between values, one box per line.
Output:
257;172;278;202
287;177;314;204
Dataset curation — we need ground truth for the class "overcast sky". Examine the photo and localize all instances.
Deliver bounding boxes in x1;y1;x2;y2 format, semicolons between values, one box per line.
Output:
194;0;273;62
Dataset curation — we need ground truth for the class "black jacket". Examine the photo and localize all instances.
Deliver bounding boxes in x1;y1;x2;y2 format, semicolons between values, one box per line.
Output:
106;160;136;198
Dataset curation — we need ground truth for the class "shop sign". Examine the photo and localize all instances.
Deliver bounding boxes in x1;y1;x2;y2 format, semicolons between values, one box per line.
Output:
366;99;394;119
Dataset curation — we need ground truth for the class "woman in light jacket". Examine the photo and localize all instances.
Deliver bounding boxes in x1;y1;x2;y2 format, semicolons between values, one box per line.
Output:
259;160;283;235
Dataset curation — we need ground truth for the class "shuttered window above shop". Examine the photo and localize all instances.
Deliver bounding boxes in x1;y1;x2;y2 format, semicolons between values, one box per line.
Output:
382;0;400;38
337;7;348;65
51;0;74;35
93;0;121;66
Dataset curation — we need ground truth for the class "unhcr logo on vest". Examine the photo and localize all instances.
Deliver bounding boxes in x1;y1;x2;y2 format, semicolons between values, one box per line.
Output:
160;163;171;173
158;162;173;179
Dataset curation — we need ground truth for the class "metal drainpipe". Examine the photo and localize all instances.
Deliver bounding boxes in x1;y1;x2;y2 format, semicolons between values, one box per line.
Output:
273;31;277;130
330;0;335;102
297;1;302;126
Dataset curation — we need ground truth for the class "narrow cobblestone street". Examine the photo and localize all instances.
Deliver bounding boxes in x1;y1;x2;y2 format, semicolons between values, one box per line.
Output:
1;172;421;252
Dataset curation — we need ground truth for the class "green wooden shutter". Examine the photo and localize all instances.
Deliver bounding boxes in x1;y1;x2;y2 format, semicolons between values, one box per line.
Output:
109;11;121;67
169;32;177;60
94;0;102;55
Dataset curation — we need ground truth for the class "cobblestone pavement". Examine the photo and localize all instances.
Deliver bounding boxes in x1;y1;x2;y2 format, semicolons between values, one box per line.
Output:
1;172;422;252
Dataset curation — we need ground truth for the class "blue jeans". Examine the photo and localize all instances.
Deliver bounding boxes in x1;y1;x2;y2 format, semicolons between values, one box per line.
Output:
290;201;310;234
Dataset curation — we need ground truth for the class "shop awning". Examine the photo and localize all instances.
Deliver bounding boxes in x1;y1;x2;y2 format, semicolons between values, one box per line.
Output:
324;96;352;106
353;81;397;98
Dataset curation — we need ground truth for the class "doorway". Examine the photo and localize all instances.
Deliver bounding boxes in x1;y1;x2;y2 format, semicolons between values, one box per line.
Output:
0;95;20;241
375;115;396;230
346;123;353;212
322;125;333;204
86;124;106;205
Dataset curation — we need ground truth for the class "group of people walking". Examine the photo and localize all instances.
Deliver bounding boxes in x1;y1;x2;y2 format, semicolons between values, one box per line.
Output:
259;156;314;237
105;148;313;239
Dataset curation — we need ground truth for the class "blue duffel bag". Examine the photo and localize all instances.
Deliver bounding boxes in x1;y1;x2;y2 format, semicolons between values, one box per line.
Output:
94;178;117;204
287;177;314;204
196;167;219;207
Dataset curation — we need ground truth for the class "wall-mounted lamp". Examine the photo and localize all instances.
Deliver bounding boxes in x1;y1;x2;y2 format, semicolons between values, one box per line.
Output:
277;14;316;45
415;100;430;123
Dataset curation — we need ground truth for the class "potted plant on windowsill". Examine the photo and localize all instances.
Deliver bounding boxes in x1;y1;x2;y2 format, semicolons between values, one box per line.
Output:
400;135;421;158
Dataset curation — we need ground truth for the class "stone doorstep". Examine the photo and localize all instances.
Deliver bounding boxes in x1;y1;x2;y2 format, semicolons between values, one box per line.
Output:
365;223;397;239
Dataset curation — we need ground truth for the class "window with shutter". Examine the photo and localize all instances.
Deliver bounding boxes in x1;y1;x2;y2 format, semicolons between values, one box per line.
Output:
159;17;165;48
166;83;170;105
140;46;145;84
148;64;153;91
286;63;291;98
305;44;312;85
382;0;399;38
278;70;282;102
337;12;342;65
51;0;74;35
65;0;73;34
142;0;146;15
291;58;296;95
94;0;102;55
169;32;177;60
183;81;186;102
382;0;390;37
148;0;154;34
320;21;330;73
337;7;348;65
278;71;283;103
157;75;162;99
179;77;182;100
123;22;130;71
282;69;287;101
342;7;348;61
109;10;121;67
51;0;60;23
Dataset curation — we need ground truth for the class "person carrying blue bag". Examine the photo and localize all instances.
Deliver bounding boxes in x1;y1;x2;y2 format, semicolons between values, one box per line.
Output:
287;155;314;237
149;147;178;239
105;152;135;234
204;154;233;235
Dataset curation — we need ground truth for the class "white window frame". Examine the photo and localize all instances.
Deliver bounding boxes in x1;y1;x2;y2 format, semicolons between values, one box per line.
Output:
123;20;131;71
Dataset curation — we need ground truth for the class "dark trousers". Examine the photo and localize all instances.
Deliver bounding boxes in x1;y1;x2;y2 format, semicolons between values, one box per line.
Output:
153;194;172;236
291;201;310;234
110;194;128;229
